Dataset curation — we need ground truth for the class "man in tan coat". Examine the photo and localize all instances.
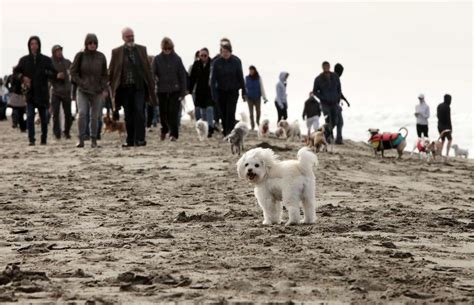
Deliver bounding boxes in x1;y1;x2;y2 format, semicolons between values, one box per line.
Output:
109;27;157;147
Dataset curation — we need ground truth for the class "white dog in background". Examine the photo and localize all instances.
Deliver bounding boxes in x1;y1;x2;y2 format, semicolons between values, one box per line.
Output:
195;119;208;142
258;119;270;139
277;120;301;142
452;144;469;158
237;147;318;225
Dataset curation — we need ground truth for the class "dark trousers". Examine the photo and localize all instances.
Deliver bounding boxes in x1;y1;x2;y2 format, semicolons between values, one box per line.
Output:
321;103;338;143
416;124;429;138
336;107;344;143
27;103;48;143
217;90;239;136
275;102;288;122
118;87;146;145
0;97;7;120
51;94;72;138
11;106;27;131
158;91;181;139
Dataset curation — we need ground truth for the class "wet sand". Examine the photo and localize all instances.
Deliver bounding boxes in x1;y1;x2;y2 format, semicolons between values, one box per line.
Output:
0;119;473;304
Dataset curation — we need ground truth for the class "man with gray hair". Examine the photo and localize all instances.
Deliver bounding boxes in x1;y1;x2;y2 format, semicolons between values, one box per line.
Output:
109;27;157;147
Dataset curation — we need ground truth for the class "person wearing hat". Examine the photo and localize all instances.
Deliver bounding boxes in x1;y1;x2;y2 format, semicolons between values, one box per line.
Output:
414;93;430;138
153;37;187;142
70;33;108;148
210;43;246;136
14;36;59;146
50;44;72;140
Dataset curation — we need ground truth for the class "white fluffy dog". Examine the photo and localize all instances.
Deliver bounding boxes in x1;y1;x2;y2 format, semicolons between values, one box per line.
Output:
258;119;270;139
452;144;469;158
237;147;318;225
277;120;301;142
195;119;208;142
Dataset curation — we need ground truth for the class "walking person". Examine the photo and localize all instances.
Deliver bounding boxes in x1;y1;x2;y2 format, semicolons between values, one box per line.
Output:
312;61;342;144
334;63;350;144
14;36;58;145
275;72;289;122
70;33;108;148
437;94;453;158
50;44;73;140
109;27;157;147
153;37;187;141
189;48;215;137
302;92;321;137
6;70;27;131
415;93;430;138
210;43;246;136
245;65;267;130
0;78;7;121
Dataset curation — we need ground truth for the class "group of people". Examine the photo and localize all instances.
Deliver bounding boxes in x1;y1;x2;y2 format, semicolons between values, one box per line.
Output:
0;27;355;149
414;93;454;157
3;28;456;156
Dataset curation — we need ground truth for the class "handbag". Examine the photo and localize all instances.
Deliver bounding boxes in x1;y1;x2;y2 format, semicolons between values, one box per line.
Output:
8;93;27;108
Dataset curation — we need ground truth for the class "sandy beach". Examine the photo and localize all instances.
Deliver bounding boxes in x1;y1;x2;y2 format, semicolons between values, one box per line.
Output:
0;119;473;305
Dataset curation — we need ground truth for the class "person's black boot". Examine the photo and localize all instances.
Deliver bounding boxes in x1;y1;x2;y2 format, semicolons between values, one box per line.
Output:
76;137;84;148
208;126;214;138
91;137;99;148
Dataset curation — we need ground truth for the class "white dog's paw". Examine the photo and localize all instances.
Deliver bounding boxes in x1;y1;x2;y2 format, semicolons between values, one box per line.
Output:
285;219;300;226
303;218;316;225
262;219;281;225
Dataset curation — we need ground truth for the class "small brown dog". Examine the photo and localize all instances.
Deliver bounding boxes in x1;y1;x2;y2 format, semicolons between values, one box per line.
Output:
102;114;126;136
307;126;329;153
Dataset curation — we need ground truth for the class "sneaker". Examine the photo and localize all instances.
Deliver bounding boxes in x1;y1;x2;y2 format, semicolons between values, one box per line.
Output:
29;142;35;146
160;133;166;141
76;141;84;148
170;136;177;142
40;140;47;145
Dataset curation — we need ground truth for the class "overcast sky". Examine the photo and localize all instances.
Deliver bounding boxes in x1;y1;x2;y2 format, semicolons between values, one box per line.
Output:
1;0;472;147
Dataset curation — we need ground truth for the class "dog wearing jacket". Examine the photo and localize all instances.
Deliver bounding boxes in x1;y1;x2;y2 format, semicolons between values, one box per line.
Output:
236;147;318;225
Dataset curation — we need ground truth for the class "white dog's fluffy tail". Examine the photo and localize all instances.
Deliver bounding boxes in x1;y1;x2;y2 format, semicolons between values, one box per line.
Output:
297;147;318;174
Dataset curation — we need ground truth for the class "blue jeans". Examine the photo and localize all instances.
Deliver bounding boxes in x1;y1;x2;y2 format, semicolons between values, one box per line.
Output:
27;103;48;143
195;106;214;128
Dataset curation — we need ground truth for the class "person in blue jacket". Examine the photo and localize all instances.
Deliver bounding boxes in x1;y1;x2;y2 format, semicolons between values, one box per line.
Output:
245;65;267;130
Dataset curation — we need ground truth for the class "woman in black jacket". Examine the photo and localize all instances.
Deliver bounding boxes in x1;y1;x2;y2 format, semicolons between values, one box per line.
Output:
153;37;187;141
14;36;58;145
189;48;215;137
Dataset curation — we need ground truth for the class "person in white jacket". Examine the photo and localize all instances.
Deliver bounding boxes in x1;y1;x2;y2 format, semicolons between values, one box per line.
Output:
275;71;289;122
415;93;430;138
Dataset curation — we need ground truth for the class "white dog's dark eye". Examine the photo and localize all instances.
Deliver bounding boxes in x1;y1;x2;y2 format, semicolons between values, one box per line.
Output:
255;164;260;168
244;163;249;167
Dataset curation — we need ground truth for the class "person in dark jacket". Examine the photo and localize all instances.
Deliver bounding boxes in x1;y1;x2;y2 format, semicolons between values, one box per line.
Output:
153;37;187;141
109;27;157;147
302;92;321;137
6;70;27;131
334;63;350;144
50;44;73;140
245;65;267;130
312;61;341;144
189;47;215;137
14;36;58;145
437;94;453;157
210;43;246;136
70;33;108;148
